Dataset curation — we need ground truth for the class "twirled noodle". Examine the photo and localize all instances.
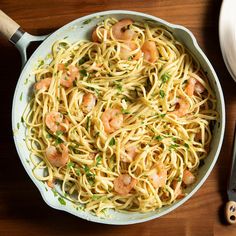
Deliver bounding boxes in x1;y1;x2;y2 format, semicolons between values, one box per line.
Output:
23;17;218;216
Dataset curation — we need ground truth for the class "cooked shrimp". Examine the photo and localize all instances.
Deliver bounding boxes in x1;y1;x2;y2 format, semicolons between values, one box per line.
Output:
57;63;65;71
183;169;196;185
101;108;123;133
114;174;137;195
81;93;96;113
141;41;158;63
149;162;167;188
35;77;52;91
47;180;54;188
45;144;69;167
172;180;185;199
171;97;189;117
92;27;109;42
185;77;205;96
120;42;142;60
121;146;137;162
60;65;79;88
45;111;67;133
112;18;135;40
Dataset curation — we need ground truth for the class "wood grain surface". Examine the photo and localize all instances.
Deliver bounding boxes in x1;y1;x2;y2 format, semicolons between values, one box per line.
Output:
0;0;236;235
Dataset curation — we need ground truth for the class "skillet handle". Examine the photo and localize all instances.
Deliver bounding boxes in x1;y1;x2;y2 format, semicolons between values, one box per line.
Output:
0;10;21;40
0;10;48;66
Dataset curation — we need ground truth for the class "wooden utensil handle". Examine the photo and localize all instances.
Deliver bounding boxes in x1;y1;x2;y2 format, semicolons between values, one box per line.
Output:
0;9;20;40
225;201;236;224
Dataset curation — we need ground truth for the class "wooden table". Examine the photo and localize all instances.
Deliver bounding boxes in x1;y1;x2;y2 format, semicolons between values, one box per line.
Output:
0;0;236;235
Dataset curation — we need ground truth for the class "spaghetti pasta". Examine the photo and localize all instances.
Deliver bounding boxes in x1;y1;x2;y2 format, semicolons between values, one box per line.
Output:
23;17;218;216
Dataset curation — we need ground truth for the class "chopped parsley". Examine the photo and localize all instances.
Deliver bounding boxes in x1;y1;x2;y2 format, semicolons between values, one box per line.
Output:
177;176;182;182
55;137;63;145
96;156;102;166
20;92;23;101
67;162;75;169
184;143;189;149
17;122;20;129
170;144;179;150
84;165;90;174
159;90;165;98
21;116;24;123
80;69;88;77
86;116;91;131
122;108;130;114
58;197;66;205
160;113;166;118
56;130;64;136
78;55;89;65
155;135;163;141
92;194;100;200
76;168;81;176
116;83;123;92
38;60;44;68
109;137;116;146
24;78;29;85
83;19;92;24
83;165;95;182
161;73;170;83
46;133;53;139
52;188;58;197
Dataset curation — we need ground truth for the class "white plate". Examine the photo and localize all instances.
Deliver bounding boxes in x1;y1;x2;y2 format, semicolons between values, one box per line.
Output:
219;0;236;81
12;10;225;225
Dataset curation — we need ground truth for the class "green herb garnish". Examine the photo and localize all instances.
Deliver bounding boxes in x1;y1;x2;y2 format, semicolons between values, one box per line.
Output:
20;92;23;101
56;130;64;136
76;168;81;176
177;176;182;182
184;143;189;149
170;144;179;149
95;131;100;138
159;90;165;98
161;73;170;83
96;156;102;166
86;116;91;131
80;69;88;77
67;162;75;169
79;55;89;65
46;133;53;139
17;122;20;129
116;83;123;92
83;19;92;25
92;194;100;200
109;137;116;146
58;197;66;205
122;108;130;114
55;137;63;145
38;60;44;68
155;135;163;141
52;189;58;197
83;165;95;180
84;165;90;174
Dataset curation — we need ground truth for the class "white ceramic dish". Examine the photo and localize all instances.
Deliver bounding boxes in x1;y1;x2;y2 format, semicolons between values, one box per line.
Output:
219;0;236;81
8;10;225;225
